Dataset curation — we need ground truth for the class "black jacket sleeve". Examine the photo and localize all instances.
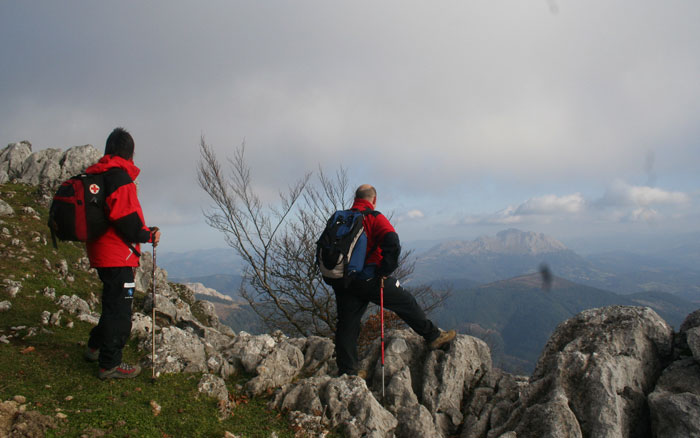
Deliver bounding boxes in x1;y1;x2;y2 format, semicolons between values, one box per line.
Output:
377;231;401;276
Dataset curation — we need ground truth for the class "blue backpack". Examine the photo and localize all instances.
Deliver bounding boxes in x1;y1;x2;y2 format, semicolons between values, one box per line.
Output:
316;209;376;283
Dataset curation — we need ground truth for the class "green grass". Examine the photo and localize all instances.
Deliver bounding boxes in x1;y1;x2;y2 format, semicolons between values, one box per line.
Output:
1;183;333;438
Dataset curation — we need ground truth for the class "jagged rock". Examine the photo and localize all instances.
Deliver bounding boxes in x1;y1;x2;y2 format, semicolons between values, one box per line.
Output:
131;312;154;339
0;199;13;217
49;310;63;327
687;328;700;363
57;145;101;182
142;326;209;374
20;206;38;217
199;325;234;351
295;336;336;377
224;332;278;374
246;340;304;395
4;279;21;297
422;334;492;435
191;300;220;327
0;141;32;180
197;373;232;411
135;251;170;296
12;144;101;188
56;259;69;277
461;371;528;438
77;313;99;325
0;300;11;312
40;287;56;299
18;148;64;186
143;293;195;325
680;309;700;333
0;170;7;184
73;256;92;272
273;375;397;438
56;294;91;315
649;358;700;437
491;306;673;438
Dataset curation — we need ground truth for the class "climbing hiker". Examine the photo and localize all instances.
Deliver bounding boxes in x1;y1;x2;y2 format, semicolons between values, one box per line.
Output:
320;184;455;377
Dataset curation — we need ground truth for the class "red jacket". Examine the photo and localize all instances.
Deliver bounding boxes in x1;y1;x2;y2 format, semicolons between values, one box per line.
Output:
351;198;401;276
85;155;153;268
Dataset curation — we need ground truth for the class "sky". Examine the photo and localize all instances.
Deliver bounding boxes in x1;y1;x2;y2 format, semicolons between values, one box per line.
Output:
1;1;699;255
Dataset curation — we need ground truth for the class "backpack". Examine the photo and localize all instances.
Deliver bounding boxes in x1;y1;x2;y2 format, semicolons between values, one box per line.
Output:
48;173;110;247
316;209;376;283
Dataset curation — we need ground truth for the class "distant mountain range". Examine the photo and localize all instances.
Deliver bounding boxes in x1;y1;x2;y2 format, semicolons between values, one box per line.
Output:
431;272;693;374
412;228;700;301
161;228;700;302
158;248;242;278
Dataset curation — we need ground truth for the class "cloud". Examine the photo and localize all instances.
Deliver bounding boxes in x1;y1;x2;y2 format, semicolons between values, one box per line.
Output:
599;180;690;208
462;181;692;227
514;193;586;215
406;209;424;219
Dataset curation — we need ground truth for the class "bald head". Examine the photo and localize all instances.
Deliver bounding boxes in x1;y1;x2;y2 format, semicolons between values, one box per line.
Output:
355;184;377;201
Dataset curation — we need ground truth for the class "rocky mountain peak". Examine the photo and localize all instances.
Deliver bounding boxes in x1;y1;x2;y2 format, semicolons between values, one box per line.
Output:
424;228;569;257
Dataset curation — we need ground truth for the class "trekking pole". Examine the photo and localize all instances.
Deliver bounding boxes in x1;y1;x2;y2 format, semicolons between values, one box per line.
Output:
151;246;157;381
380;277;385;399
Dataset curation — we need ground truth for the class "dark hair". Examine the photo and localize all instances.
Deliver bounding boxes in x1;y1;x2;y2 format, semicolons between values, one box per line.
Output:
105;127;134;160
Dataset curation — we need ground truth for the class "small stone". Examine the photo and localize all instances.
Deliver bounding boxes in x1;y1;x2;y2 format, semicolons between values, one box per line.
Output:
65;396;74;401
149;400;162;416
56;412;67;419
13;395;27;403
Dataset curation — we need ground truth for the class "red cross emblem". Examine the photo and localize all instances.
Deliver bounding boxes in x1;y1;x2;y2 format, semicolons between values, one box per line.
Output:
89;184;100;195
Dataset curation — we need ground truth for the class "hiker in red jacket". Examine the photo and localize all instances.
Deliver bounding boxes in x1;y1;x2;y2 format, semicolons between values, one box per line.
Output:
330;184;455;377
83;127;161;379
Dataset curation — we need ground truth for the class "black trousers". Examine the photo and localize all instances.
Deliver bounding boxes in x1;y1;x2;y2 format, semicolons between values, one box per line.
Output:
332;276;440;376
88;267;135;369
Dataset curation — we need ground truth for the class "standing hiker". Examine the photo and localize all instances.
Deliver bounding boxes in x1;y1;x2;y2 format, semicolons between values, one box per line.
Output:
327;184;455;377
83;127;161;379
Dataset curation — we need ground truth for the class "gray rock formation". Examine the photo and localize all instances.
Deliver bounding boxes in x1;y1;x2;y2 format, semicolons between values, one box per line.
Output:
273;375;398;438
0;141;101;188
648;358;700;438
648;310;700;438
0;200;14;216
490;306;674;438
0;142;32;181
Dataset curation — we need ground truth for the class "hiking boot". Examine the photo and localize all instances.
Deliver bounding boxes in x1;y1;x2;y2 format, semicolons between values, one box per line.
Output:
84;347;99;362
98;363;141;380
429;329;456;350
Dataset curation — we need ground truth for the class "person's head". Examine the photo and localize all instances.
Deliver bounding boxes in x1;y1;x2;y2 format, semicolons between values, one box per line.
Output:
105;127;134;160
355;184;377;208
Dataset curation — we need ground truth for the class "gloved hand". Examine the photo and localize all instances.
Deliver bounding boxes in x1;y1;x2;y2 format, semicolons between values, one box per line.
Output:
149;227;161;247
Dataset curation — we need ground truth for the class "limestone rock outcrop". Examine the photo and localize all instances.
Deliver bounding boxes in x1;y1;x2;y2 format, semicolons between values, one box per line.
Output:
0;141;101;188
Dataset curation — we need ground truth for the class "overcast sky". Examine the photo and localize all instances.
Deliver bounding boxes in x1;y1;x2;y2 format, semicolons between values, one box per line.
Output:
2;1;699;254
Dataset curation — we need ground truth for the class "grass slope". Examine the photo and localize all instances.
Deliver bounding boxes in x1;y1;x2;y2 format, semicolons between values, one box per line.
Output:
0;183;313;438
